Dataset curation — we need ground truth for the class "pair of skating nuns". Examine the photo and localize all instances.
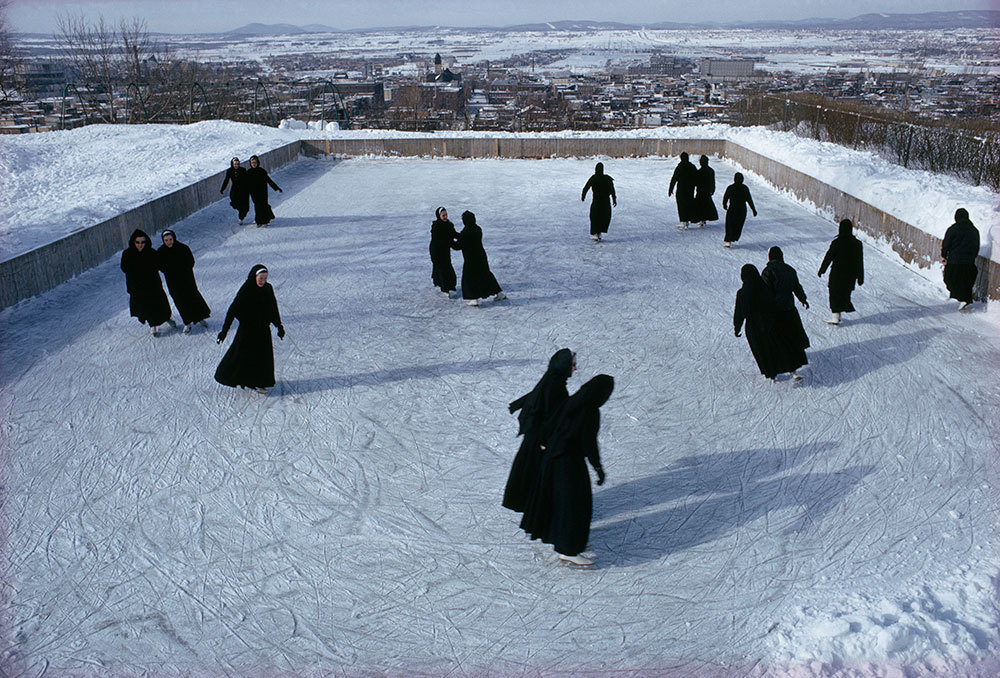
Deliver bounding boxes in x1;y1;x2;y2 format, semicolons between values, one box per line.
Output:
121;228;211;337
504;348;614;568
669;153;718;231
429;208;506;307
221;155;283;227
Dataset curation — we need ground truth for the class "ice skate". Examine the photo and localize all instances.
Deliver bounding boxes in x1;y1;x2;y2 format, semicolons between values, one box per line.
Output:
824;313;841;325
238;218;244;225
252;387;268;395
199;320;209;328
958;301;971;311
149;324;158;336
558;553;594;567
493;292;507;302
590;233;599;241
676;222;689;231
166;318;177;329
698;221;706;228
722;241;731;248
792;371;803;381
182;324;192;334
447;290;458;299
467;299;479;307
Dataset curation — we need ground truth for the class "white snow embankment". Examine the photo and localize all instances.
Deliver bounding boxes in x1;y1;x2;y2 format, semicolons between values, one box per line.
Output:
0;120;996;265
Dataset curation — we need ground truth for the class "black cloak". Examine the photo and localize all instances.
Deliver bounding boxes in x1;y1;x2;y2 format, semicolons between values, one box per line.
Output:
668;155;698;223
722;179;755;243
693;159;718;223
761;246;810;355
429;207;459;293
581;163;616;235
221;159;249;219
818;219;865;313
157;231;211;325
245;156;281;226
520;374;614;557
214;264;283;389
455;211;502;300
120;228;172;327
503;348;575;513
941;210;980;304
734;264;805;379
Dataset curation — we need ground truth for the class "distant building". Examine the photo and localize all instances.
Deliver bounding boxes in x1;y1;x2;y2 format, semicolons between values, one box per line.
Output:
698;59;756;80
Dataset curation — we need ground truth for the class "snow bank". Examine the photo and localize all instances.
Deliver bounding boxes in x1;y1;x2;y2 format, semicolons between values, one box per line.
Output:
1;120;996;263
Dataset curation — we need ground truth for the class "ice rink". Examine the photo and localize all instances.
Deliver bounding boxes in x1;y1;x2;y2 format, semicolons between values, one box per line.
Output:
1;156;998;676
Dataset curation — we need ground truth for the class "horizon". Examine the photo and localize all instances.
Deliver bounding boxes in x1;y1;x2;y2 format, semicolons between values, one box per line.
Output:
8;0;995;35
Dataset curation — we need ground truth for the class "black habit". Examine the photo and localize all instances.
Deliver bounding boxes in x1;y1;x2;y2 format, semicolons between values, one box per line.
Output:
215;265;283;389
429;207;459;293
581;163;616;235
503;348;574;513
668;156;698;223
722;181;756;243
246;158;281;226
761;248;810;364
693;162;719;223
941;213;980;304
818;220;865;313
520;375;613;557
735;264;805;379
157;233;211;325
220;163;249;220
120;228;172;327
455;211;502;300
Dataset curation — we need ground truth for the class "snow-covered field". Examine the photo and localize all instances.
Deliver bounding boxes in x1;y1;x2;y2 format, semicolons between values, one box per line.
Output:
2;121;997;266
1;155;998;676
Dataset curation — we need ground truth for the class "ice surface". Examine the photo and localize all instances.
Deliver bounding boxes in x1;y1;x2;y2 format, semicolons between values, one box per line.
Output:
1;156;998;676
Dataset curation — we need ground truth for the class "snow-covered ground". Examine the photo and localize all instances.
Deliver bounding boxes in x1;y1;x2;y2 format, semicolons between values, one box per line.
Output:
1;155;998;676
2;121;997;266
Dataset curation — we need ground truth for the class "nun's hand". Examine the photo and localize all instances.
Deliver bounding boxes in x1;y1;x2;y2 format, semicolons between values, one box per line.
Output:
277;325;285;339
596;466;606;486
217;331;227;344
802;300;810;309
734;329;742;337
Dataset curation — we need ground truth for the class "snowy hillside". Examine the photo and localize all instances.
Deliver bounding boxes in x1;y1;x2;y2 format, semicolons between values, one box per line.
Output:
1;155;998;676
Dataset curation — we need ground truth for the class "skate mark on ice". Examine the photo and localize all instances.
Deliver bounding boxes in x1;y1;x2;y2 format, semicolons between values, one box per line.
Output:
804;328;941;388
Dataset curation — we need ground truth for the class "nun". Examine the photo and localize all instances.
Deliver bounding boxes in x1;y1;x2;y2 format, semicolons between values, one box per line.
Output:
215;264;285;394
455;210;506;306
157;229;211;333
429;206;459;296
120;228;175;336
580;162;617;241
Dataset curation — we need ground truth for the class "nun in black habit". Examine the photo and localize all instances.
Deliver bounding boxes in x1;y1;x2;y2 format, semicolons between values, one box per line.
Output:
519;374;614;567
761;246;809;379
721;172;756;247
818;219;865;325
429;206;460;295
220;157;249;223
455;210;505;306
157;229;211;332
581;162;617;241
245;155;283;226
668;152;698;230
503;348;576;513
120;228;174;336
215;264;285;394
734;264;805;381
693;155;718;227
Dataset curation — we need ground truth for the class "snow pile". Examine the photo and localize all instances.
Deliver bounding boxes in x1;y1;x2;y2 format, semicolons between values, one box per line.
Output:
1;120;996;265
768;567;999;674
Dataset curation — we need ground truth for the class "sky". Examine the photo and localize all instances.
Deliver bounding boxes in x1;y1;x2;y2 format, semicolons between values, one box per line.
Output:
7;0;996;34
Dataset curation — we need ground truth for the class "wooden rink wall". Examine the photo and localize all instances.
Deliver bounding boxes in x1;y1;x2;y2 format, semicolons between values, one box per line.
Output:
2;137;995;310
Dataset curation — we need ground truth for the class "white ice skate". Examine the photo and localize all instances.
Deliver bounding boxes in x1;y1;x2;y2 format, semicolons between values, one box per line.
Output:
824;313;841;325
467;299;480;307
958;301;971;311
722;241;731;248
182;324;192;334
149;324;158;336
252;387;268;395
698;221;706;228
792;371;803;381
558;553;594;566
493;292;507;301
676;222;689;231
590;233;599;241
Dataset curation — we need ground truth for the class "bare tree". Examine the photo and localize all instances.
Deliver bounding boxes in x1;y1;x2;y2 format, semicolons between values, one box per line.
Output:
56;12;122;122
0;0;21;104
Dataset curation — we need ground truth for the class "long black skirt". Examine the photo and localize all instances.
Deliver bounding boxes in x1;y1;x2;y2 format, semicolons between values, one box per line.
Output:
725;208;747;242
944;263;977;303
214;323;275;388
589;200;612;235
520;452;592;557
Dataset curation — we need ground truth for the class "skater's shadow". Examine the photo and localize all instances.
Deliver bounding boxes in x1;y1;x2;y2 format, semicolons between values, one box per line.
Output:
804;328;941;388
594;442;837;524
281;358;534;395
849;303;954;327
591;462;875;569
